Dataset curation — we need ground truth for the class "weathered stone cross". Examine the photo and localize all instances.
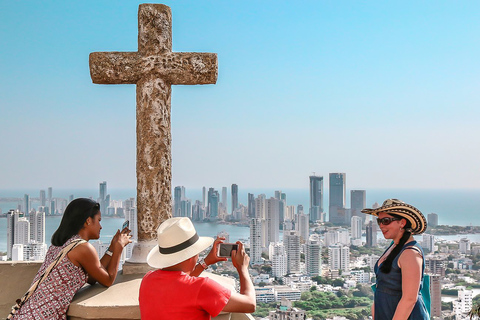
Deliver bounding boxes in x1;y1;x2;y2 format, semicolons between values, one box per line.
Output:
89;4;217;265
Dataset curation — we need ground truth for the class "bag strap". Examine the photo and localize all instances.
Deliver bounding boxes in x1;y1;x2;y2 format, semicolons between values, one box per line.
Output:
6;238;87;319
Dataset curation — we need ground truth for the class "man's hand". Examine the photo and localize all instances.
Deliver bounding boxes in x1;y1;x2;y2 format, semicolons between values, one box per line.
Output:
231;241;249;272
204;236;228;266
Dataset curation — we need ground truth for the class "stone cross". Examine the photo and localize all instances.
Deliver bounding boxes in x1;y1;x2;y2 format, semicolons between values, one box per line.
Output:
89;4;217;265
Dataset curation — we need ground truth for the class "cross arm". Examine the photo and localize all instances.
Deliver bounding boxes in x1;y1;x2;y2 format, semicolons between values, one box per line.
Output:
89;52;217;85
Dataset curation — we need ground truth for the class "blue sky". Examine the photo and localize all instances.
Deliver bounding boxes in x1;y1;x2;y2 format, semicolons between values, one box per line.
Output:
1;1;479;190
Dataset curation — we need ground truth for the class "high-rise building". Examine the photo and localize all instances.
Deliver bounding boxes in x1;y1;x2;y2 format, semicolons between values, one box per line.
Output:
430;275;441;318
98;181;110;215
192;200;206;221
459;238;471;254
328;243;350;272
266;198;280;245
278;197;286;224
247;193;255;218
284;230;300;274
207;188;219;219
285;205;295;221
231;184;238;212
50;200;56;216
297;205;304;215
221;187;227;214
425;258;446;276
427;213;439;227
48;187;53;202
40;190;46;207
269;242;287;278
422;234;435;253
351;216;363;240
250;218;263;265
329;173;346;224
23;194;30;216
309;175;323;222
366;221;377;247
99;181;107;201
202;186;207;206
7;210;17;259
296;213;309;243
324;230;339;247
255;194;266;220
180;199;192;218
29;210;45;244
306;234;322;276
350;190;366;223
454;288;473;316
173;186;185;217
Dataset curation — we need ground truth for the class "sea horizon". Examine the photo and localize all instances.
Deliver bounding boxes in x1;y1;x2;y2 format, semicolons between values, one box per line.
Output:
1;187;479;227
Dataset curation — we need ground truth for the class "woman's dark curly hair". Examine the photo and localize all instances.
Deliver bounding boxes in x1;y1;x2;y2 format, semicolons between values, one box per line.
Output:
51;198;100;246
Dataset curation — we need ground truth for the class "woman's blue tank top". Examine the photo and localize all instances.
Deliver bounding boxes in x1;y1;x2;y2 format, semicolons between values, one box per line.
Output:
374;240;429;319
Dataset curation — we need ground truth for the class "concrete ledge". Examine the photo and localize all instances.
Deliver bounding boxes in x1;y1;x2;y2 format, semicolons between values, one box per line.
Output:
0;261;42;317
0;262;253;320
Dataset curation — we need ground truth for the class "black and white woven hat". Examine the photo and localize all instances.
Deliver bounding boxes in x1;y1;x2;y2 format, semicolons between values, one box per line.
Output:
361;199;427;235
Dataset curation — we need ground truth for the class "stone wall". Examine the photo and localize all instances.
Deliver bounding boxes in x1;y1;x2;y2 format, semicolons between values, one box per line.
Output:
0;261;42;317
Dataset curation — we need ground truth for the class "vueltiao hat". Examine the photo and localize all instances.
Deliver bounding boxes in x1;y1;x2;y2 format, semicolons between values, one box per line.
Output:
361;199;427;235
147;217;214;269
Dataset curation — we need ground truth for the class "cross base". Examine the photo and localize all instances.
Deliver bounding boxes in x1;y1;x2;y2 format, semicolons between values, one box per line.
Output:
122;240;157;275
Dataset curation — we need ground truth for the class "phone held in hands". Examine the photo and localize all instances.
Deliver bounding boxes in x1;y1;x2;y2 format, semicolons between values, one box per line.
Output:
122;220;129;230
217;243;238;258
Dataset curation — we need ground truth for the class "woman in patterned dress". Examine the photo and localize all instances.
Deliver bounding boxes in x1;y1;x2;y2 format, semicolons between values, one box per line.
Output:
12;198;132;320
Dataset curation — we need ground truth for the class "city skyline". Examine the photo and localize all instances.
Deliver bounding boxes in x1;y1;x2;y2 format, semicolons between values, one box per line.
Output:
2;1;480;190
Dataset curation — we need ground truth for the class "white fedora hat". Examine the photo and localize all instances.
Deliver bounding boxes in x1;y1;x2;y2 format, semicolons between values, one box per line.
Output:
147;217;214;269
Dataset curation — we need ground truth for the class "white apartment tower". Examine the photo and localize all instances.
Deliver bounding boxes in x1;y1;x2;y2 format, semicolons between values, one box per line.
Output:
351;216;362;240
15;217;29;247
255;194;267;219
269;242;287;278
296;213;309;243
422;234;435;253
284;230;300;274
306;234;322;276
328;243;350;272
250;218;263;265
454;288;473;317
29;210;45;244
459;238;471;254
266;198;280;245
221;187;228;214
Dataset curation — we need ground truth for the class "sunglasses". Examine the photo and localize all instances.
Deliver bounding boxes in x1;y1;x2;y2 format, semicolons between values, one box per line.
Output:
376;217;401;226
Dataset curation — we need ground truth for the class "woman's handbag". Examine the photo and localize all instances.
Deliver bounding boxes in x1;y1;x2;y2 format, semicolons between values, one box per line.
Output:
6;239;86;319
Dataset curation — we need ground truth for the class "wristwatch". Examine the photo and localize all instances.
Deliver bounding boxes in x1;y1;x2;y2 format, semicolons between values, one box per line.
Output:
105;247;113;257
198;258;208;270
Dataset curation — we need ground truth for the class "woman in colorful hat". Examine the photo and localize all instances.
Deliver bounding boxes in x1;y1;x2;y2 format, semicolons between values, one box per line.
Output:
362;199;429;319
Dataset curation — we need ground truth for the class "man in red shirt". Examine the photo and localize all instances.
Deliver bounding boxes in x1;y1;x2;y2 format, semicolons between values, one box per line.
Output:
139;217;256;319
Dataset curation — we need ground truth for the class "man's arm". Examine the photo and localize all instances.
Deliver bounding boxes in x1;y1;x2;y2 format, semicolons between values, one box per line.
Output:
222;242;256;313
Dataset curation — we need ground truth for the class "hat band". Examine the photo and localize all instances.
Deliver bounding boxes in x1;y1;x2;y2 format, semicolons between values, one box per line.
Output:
158;233;199;254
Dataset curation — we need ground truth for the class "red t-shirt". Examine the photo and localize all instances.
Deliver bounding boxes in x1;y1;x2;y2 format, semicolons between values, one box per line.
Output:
139;270;232;320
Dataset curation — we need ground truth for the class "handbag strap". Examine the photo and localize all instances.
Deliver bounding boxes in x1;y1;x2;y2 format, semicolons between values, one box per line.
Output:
6;238;87;319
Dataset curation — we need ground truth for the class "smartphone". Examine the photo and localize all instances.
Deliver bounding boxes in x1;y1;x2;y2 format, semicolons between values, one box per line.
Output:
122;220;129;230
217;243;238;258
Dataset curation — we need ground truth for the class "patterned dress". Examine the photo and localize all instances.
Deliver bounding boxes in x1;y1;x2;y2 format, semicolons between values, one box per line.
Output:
13;235;87;320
